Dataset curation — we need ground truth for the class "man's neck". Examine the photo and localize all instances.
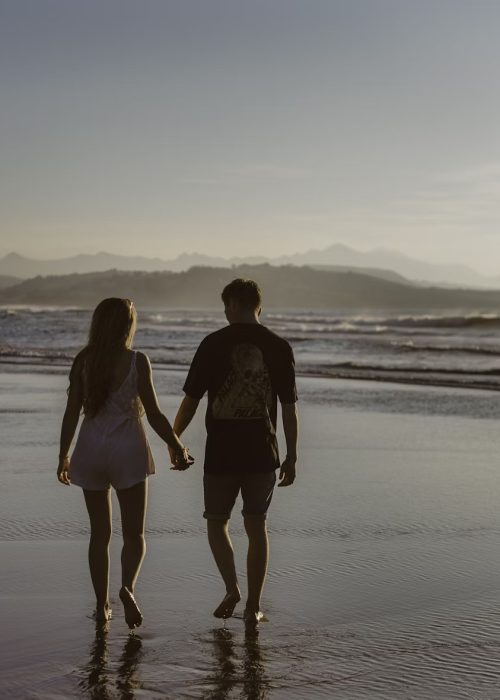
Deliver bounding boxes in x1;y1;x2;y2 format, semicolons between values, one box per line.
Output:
229;312;260;325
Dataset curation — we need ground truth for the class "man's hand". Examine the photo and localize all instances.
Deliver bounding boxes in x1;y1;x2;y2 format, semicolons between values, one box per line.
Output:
278;455;296;487
169;444;195;471
57;455;71;485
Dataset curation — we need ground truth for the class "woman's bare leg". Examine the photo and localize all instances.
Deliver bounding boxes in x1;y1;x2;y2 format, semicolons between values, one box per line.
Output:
83;488;112;620
116;480;147;628
117;480;148;592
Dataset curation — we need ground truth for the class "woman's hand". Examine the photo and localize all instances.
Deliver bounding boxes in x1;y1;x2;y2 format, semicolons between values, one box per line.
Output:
57;455;71;485
169;444;195;471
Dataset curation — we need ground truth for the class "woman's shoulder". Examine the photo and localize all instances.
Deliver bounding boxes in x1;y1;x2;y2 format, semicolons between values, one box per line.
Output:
134;349;149;361
134;350;151;373
69;348;88;385
71;347;88;372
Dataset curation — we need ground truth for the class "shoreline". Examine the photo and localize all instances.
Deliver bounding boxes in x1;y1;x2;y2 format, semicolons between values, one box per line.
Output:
1;356;500;393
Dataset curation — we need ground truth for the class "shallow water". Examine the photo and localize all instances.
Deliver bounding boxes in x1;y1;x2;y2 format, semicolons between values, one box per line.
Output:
3;367;500;697
4;306;500;389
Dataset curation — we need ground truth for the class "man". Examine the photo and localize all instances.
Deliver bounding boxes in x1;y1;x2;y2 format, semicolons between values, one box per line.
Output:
170;278;298;626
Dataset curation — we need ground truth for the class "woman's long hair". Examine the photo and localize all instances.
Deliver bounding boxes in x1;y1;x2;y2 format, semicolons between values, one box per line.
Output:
71;298;137;417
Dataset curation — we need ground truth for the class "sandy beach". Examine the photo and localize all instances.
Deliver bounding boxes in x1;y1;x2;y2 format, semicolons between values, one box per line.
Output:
3;367;500;698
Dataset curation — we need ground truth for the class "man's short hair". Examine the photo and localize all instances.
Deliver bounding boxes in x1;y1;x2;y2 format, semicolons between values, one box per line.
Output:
221;278;262;310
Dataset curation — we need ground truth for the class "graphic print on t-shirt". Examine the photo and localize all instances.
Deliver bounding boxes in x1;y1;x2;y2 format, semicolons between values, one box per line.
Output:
212;343;273;421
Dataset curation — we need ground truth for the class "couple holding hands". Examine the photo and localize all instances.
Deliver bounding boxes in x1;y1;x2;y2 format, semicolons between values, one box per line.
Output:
58;278;299;630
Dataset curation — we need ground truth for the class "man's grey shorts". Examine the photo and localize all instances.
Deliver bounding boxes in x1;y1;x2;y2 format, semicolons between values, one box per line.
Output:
203;470;277;520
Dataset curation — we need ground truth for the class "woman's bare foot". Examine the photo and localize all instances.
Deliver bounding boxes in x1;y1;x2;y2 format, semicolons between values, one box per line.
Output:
94;602;112;623
213;590;241;619
119;586;143;629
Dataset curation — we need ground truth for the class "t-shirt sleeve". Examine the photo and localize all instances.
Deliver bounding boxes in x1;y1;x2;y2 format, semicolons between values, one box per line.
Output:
276;342;298;403
183;340;210;399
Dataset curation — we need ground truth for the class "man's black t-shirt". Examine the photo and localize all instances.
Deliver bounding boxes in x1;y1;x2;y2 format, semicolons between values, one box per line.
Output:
183;323;297;474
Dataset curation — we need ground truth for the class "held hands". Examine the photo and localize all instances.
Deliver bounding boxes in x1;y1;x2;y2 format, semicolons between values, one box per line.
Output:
57;455;71;485
278;455;297;487
169;443;195;471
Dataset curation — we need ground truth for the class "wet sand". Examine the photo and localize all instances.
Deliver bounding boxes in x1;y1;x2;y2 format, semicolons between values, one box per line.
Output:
3;368;500;698
5;533;500;699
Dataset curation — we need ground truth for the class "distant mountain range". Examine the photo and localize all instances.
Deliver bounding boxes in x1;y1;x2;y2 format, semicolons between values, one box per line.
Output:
0;275;20;290
1;244;499;288
2;264;500;310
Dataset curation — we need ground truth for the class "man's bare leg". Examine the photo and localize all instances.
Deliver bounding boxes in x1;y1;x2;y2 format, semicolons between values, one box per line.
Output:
243;515;269;624
83;489;113;622
207;519;241;618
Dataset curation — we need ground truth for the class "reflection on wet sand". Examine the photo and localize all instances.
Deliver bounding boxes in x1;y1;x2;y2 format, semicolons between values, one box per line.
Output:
204;626;270;700
242;628;269;700
79;623;111;700
117;633;144;699
78;624;143;699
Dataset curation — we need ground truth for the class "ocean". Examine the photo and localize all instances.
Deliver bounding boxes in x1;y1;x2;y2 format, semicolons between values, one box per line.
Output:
3;306;500;389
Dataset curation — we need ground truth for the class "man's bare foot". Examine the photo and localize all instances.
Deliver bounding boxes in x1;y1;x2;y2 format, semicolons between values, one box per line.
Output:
244;607;264;627
94;602;112;623
213;590;241;619
119;587;143;629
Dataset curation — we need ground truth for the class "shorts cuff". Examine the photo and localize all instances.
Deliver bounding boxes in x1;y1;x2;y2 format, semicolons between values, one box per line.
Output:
241;510;268;519
203;511;231;521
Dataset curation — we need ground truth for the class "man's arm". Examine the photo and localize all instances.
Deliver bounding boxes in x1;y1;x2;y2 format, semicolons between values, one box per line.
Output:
174;395;200;436
169;395;200;470
278;402;298;487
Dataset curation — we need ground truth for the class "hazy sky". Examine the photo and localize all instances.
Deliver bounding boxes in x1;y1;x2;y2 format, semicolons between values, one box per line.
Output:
2;0;500;271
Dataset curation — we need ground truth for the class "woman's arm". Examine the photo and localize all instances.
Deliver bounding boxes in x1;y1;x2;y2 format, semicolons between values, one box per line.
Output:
57;357;84;485
136;352;193;468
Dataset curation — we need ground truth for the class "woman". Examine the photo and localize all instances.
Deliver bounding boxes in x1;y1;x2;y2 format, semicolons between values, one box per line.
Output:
57;298;192;627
